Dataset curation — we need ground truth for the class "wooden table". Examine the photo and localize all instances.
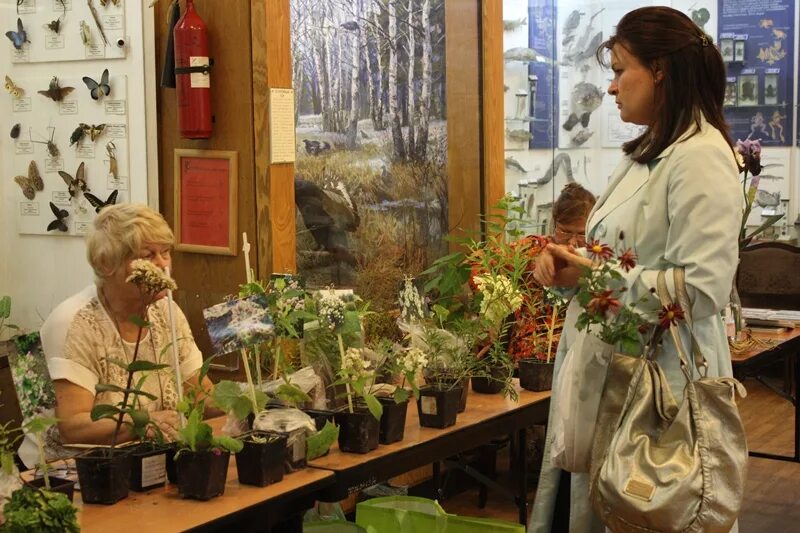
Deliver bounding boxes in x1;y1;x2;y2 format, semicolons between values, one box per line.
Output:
76;459;334;532
731;328;800;462
308;381;550;525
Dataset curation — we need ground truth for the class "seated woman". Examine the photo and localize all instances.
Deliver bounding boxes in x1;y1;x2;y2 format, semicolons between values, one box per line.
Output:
42;203;215;446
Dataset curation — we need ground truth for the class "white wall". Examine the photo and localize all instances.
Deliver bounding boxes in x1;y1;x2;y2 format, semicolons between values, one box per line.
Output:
0;1;156;336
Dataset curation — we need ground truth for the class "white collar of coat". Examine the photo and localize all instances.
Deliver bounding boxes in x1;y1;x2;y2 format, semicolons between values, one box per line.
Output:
587;114;709;237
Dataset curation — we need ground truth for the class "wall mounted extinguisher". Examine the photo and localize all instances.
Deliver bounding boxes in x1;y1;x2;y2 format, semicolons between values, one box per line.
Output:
173;0;213;139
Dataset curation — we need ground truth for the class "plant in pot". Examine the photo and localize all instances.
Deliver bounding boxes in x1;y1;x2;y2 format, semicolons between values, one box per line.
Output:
515;290;567;392
22;417;75;501
0;296;19;359
1;485;78;532
0;421;24;512
374;342;428;444
332;346;383;454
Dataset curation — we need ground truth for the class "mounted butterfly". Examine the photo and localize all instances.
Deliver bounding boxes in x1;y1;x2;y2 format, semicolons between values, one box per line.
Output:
83;68;111;100
45;0;67;34
38;77;74;102
4;75;24;98
59;162;89;198
84;190;118;213
14;161;44;201
47;202;70;233
5;18;28;50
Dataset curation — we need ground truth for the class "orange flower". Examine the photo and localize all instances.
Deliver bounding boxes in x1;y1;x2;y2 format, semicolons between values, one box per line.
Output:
617;249;637;272
587;290;622;316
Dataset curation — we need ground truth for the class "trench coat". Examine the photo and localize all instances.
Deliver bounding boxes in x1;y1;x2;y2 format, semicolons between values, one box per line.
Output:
528;116;741;532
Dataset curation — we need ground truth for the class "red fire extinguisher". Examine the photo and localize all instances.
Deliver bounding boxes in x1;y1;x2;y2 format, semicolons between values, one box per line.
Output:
173;0;212;139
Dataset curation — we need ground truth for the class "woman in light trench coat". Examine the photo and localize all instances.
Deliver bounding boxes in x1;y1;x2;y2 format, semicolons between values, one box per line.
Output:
529;7;742;532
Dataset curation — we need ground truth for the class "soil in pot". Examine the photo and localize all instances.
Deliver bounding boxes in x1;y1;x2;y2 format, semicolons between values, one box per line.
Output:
25;476;76;502
377;397;408;445
236;431;288;487
518;359;555;392
416;386;462;429
432;377;468;413
129;442;169;492
75;448;132;505
333;409;379;454
471;363;510;394
176;449;230;500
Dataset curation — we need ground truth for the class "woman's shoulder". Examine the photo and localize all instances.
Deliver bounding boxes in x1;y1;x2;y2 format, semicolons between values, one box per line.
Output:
40;285;101;355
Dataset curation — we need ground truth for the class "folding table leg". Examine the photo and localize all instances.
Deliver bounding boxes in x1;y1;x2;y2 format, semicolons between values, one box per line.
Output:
518;428;528;525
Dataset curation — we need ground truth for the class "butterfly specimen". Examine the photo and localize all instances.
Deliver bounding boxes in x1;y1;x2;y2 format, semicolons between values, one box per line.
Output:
10;123;21;139
45;0;67;34
38;77;75;102
83;69;110;100
31;128;60;158
100;0;121;6
80;123;106;142
59;162;89;198
47;202;70;232
4;75;24;98
80;21;92;46
6;18;28;50
14;161;44;200
106;141;118;179
84;190;118;213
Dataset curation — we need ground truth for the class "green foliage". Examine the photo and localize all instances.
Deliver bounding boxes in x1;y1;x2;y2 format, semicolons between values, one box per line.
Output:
1;486;79;533
0;421;24;476
174;408;243;455
274;382;312;407
306;420;339;461
0;295;19;340
12;332;39;356
212;380;267;421
23;416;58;488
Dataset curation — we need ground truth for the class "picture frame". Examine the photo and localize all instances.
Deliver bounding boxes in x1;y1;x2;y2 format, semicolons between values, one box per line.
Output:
764;73;779;105
723;80;737;107
720;38;734;62
737;75;758;106
733;39;746;62
173;149;238;256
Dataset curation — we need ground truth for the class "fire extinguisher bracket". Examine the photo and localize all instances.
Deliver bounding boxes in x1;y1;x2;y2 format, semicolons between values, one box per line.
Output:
175;58;214;75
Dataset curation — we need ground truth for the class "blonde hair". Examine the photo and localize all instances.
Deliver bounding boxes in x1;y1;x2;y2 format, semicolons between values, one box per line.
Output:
87;203;174;280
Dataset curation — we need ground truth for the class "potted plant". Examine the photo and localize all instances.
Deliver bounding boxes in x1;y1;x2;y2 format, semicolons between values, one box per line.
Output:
375;341;428;444
516;291;566;391
0;296;19;356
0;421;23;512
332;346;382;454
22;417;75;502
1;485;78;532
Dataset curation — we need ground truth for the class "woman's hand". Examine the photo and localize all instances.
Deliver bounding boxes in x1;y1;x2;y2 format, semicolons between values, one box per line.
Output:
149;410;180;441
533;244;593;288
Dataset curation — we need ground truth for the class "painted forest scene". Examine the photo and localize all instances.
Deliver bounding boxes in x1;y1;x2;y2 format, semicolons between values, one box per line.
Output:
290;0;448;310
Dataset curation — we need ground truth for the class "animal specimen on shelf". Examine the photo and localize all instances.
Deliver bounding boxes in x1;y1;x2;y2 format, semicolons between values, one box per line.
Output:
45;0;67;34
506;129;533;143
505;157;528;173
88;0;110;45
38;77;75;102
6;18;28;50
47;202;70;232
503;47;553;64
4;75;24;98
10;123;21;139
80;20;93;45
561;10;583;47
30;127;60;159
83;68;111;100
106;141;118;179
563;82;603;131
80;123;106;142
755;190;780;209
570;129;594;147
503;18;527;32
535;152;574;186
84;190;118;213
14;161;44;200
302;139;332;156
295;178;360;266
59;161;89;198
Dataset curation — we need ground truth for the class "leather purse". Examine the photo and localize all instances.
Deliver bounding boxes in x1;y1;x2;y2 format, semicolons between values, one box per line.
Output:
589;268;748;532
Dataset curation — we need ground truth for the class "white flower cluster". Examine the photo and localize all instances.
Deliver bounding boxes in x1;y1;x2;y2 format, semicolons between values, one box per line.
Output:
473;274;523;327
126;259;177;293
399;347;428;373
398;277;425;321
318;292;346;329
341;347;372;379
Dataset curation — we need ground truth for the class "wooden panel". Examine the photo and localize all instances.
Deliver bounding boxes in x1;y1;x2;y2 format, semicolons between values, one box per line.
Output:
154;1;258;358
445;0;482;244
482;0;505;215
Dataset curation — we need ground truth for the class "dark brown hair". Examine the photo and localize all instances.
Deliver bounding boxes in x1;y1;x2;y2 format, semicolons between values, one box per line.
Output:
552;183;596;225
597;6;732;163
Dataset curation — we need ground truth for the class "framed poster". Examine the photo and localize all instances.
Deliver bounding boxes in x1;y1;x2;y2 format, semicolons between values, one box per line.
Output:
173;149;238;256
720;38;734;62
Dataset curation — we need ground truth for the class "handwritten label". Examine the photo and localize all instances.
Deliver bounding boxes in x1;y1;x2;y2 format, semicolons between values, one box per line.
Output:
53;0;72;10
269;88;296;163
17;0;36;14
45;33;65;49
85;43;104;59
189;56;210;88
106;124;127;138
45;158;64;173
76;144;95;159
420;396;438;415
103;15;123;31
59;100;78;115
104;99;126;115
14;141;34;155
52;191;71;205
20;202;39;216
140;454;166;488
107;175;129;191
74;222;91;235
12;97;31;113
11;47;30;63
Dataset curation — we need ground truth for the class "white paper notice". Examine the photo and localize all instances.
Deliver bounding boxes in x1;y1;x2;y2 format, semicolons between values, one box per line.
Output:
269;88;296;164
140;454;166;488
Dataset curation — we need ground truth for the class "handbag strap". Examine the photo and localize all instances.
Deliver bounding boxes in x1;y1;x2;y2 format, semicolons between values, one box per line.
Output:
656;269;709;380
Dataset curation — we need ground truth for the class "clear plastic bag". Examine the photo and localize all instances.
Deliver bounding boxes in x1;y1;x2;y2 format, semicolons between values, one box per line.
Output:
550;332;614;473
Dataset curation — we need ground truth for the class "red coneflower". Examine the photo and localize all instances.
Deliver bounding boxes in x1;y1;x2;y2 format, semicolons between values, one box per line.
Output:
587;240;614;261
617;249;637;272
587;289;623;317
658;303;685;329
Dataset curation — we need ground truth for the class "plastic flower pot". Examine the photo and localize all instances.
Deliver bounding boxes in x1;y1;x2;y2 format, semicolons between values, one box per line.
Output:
128;442;169;492
471;363;510;395
333;409;380;454
302;408;336;431
75;448;132;505
416;385;462;429
434;377;468;413
518;359;555;392
236;431;288;487
165;443;178;484
176;449;230;501
25;476;76;502
377;397;408;445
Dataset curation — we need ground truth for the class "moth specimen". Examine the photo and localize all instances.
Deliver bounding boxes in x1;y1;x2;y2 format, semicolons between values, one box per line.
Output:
80;21;92;46
80;123;106;142
4;75;24;98
14;160;44;200
83;68;111;100
84;190;118;213
45;0;67;34
38;77;75;102
10;123;21;139
106;141;118;179
59;161;89;198
47;202;70;232
5;18;28;50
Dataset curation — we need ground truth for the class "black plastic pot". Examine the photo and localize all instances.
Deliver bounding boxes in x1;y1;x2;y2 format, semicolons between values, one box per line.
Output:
471;363;510;395
416;385;462;429
377;397;408;445
333;409;380;454
433;377;468;413
176;449;230;500
75;448;132;505
302;408;336;431
236;431;288;487
25;476;76;502
128;442;169;492
518;359;555;392
165;443;178;484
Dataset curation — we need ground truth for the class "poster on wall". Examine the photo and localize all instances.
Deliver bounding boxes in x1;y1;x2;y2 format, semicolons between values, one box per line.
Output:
523;0;557;150
718;0;794;146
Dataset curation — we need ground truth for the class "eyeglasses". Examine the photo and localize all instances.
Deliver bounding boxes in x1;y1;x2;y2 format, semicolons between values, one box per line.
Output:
553;227;586;244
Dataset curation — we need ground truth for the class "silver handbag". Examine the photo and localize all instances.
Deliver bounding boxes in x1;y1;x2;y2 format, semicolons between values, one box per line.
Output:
589;268;748;532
